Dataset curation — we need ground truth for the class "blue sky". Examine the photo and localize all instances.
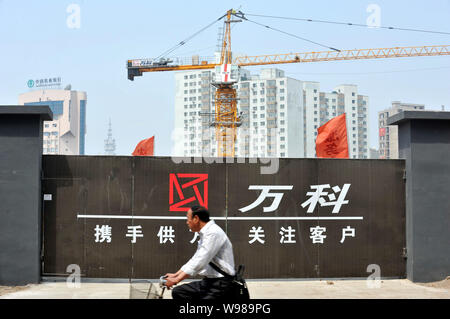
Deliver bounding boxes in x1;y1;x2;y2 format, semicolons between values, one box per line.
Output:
1;0;449;155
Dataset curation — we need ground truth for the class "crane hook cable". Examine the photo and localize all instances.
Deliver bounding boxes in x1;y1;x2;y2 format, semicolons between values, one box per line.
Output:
243;13;450;36
155;13;227;60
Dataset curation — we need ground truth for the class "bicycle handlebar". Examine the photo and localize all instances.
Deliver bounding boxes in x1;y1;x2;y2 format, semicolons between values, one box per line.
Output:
159;275;168;288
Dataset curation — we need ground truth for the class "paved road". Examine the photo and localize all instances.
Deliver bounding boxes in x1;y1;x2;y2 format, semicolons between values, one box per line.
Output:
1;279;448;299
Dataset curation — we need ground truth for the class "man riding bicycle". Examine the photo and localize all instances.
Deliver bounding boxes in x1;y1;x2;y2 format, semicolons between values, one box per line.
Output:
164;206;236;300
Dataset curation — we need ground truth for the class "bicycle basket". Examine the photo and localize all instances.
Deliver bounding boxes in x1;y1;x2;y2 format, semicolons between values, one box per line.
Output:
129;280;162;299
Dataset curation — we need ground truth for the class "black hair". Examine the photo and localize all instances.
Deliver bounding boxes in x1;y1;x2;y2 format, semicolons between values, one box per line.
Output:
190;205;210;222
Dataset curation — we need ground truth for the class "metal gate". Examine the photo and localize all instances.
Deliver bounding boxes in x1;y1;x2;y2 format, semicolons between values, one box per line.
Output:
42;155;406;279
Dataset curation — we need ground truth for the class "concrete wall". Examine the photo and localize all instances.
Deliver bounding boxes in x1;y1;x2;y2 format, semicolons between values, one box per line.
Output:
0;106;52;285
388;111;450;282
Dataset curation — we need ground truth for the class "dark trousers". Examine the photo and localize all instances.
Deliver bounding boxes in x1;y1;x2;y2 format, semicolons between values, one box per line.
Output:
172;278;234;301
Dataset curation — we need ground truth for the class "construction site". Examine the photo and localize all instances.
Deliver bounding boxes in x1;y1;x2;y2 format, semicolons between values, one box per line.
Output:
0;4;449;310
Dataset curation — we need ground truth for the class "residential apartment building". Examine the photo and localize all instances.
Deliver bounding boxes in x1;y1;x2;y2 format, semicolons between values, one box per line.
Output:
303;82;369;159
173;67;369;159
18;88;87;155
173;68;216;157
236;68;304;158
378;101;425;159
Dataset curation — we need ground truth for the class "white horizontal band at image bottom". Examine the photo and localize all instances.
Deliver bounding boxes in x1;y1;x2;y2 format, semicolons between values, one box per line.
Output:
77;215;363;220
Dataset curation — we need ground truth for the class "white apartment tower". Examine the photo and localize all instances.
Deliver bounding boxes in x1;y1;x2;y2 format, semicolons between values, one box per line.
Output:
303;82;369;159
378;101;425;159
236;68;304;158
19;88;87;155
173;67;369;159
173;68;303;158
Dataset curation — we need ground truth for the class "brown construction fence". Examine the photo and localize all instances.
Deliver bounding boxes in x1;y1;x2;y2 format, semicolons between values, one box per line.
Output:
41;155;406;279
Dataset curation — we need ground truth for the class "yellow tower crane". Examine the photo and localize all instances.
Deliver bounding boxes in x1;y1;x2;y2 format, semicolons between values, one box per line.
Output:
127;9;450;157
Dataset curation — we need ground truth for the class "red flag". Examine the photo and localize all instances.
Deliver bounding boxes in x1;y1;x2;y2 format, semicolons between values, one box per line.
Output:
315;113;349;158
132;136;154;156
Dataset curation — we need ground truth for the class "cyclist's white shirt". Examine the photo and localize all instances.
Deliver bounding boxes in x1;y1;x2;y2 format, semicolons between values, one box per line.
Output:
181;220;235;278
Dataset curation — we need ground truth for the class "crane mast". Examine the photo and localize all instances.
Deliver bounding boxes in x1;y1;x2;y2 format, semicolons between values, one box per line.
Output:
212;9;242;157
